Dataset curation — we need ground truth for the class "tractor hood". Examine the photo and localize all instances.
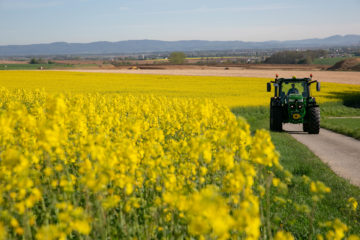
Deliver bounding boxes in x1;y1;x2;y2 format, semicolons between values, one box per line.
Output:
287;93;305;123
288;93;303;102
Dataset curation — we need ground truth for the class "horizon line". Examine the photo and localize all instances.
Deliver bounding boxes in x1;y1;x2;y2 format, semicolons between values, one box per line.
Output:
1;34;359;47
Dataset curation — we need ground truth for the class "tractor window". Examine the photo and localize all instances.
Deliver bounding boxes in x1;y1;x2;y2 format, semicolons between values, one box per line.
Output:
280;82;307;97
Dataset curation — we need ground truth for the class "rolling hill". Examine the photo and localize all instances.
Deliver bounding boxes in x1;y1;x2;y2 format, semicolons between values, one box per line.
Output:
0;35;359;56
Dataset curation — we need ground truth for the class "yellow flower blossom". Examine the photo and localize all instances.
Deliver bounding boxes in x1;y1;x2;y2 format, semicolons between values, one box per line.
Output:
73;220;91;235
348;197;358;211
0;222;7;240
274;230;294;240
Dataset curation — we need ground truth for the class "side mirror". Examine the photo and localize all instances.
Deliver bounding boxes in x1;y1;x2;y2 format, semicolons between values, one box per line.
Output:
267;82;271;92
316;82;320;91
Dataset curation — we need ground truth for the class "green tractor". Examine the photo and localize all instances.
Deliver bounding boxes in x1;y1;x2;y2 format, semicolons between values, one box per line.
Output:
267;74;321;134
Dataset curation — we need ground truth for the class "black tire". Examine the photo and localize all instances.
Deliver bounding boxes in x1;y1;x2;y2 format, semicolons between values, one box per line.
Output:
303;122;309;132
270;106;283;131
303;113;309;132
270;105;274;130
307;106;320;134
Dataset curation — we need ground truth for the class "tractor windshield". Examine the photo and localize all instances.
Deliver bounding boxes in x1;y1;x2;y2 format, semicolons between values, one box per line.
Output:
280;81;308;99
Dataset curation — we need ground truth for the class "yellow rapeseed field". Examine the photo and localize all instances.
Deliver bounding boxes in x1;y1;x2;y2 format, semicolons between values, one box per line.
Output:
0;71;359;107
0;71;359;239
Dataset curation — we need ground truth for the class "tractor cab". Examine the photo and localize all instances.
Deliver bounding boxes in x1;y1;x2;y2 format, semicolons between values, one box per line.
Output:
281;81;308;100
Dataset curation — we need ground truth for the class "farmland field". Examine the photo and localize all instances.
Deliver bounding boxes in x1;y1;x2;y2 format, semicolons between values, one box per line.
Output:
0;71;360;107
0;64;75;70
0;71;359;239
62;67;360;85
312;57;349;65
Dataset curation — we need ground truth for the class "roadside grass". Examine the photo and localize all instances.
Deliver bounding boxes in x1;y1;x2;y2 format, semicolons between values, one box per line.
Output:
320;94;360;139
321;118;360;140
321;102;360;117
232;106;360;238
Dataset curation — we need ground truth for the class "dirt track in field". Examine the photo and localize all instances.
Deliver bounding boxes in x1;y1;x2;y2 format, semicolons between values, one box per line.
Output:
63;67;360;85
0;60;27;64
284;124;360;187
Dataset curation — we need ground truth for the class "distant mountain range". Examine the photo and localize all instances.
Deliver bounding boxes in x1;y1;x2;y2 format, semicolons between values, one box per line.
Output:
1;35;360;56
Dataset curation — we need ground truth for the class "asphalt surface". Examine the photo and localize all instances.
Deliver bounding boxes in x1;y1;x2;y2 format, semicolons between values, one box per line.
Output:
283;124;360;187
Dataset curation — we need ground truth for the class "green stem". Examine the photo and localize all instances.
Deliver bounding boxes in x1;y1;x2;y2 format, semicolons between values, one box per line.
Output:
266;174;273;240
308;200;316;240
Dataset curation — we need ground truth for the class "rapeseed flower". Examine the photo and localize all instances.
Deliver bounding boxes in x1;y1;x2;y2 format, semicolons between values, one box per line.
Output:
0;87;357;239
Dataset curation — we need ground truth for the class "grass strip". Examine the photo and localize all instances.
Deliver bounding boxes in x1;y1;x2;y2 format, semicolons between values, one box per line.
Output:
321;118;360;140
320;101;360;140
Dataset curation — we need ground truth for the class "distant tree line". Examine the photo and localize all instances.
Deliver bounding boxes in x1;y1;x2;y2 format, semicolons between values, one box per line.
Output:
264;50;327;64
29;58;54;64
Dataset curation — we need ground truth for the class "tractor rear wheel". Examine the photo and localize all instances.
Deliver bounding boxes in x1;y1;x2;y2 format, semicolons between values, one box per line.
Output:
270;106;283;131
307;106;320;134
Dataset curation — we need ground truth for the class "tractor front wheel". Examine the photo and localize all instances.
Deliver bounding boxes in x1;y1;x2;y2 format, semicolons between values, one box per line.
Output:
303;122;309;132
270;106;283;131
307;106;320;134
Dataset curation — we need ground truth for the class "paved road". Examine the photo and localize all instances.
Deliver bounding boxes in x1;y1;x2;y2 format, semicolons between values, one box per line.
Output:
283;124;360;187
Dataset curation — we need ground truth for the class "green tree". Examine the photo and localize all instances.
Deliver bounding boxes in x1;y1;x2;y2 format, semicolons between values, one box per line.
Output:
29;58;39;64
169;52;186;64
29;58;46;64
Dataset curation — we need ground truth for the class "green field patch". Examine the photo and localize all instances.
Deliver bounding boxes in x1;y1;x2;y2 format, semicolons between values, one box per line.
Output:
0;63;74;70
313;57;349;65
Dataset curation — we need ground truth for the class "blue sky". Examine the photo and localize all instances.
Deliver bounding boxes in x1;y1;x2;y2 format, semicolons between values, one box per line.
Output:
0;0;359;45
